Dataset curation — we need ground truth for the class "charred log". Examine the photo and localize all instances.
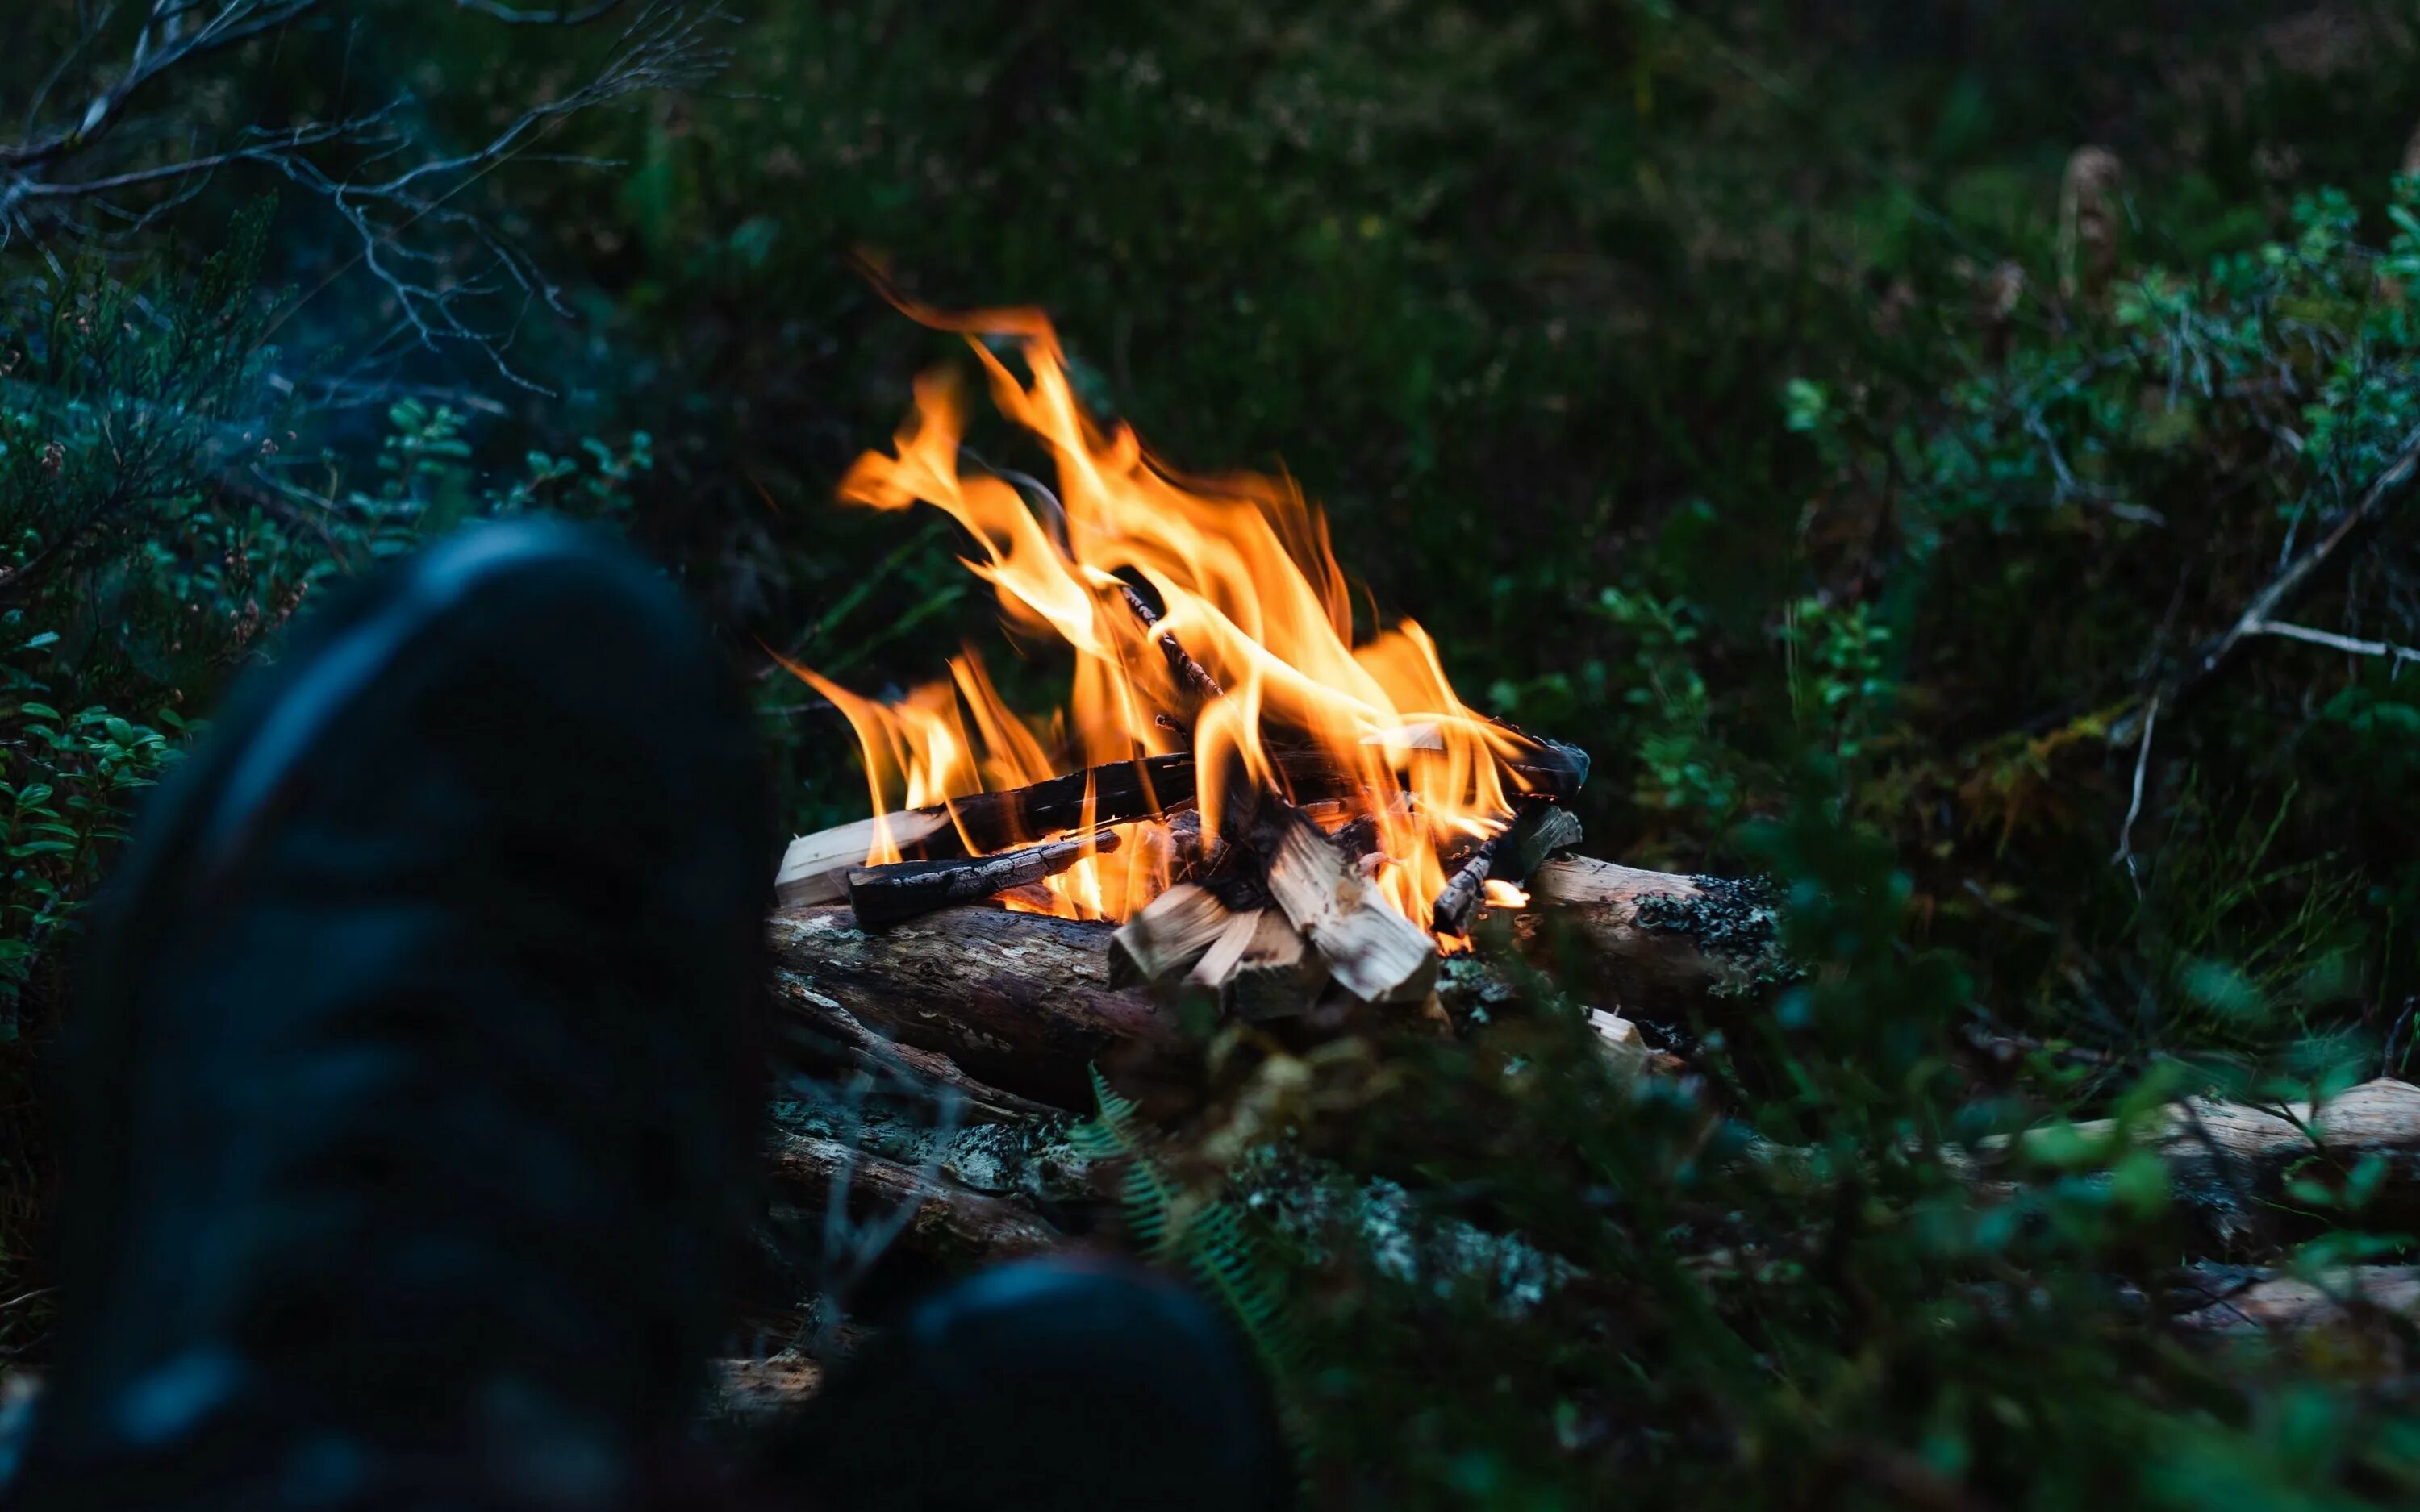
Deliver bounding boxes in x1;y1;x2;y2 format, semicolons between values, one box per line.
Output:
846;831;1120;930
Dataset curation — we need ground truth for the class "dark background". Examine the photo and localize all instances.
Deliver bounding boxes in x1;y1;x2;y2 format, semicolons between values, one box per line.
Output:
9;4;2420;1505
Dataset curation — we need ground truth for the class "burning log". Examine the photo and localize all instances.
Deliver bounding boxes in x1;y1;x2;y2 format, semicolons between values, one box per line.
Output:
845;830;1120;930
775;756;1192;906
776;740;1583;909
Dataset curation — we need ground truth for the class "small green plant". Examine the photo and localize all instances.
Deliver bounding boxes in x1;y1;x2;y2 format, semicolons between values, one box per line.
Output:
1069;1066;1298;1377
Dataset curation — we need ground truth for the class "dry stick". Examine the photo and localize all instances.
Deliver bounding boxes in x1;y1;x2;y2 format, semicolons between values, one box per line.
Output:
1116;581;1225;701
2243;617;2420;670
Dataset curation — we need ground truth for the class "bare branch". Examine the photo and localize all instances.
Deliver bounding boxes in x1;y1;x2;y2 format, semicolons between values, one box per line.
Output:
2243;618;2420;670
1;0;732;389
2113;424;2420;746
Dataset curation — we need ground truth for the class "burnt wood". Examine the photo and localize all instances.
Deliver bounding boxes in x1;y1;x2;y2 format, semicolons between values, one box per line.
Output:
846;831;1120;930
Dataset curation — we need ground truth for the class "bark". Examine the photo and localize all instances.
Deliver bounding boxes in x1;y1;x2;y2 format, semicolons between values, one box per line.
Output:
2171;1265;2420;1335
769;906;1179;1112
845;831;1117;930
1521;856;1789;1006
765;1131;1064;1265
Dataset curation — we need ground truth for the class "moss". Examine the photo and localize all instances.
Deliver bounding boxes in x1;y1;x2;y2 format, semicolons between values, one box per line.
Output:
1635;875;1794;998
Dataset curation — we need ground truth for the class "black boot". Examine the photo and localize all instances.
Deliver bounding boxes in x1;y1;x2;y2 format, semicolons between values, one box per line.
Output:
12;521;772;1510
753;1256;1294;1512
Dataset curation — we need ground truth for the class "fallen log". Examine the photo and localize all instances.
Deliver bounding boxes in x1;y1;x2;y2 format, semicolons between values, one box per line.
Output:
766;1131;1064;1265
2171;1264;2420;1335
769;906;1179;1111
1523;856;1789;1005
2067;1078;2420;1248
770;858;1756;1106
767;977;1062;1124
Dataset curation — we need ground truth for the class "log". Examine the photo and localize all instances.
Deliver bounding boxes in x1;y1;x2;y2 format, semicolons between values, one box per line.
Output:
769;906;1180;1111
1221;910;1329;1021
1118;581;1225;702
2171;1265;2420;1335
845;831;1119;929
2061;1078;2420;1247
775;755;1193;906
766;1131;1062;1265
767;975;1062;1124
776;810;955;906
1523;856;1788;1005
1496;802;1584;887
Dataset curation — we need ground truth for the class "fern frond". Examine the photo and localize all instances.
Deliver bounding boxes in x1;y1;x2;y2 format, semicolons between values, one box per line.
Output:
1074;1064;1304;1372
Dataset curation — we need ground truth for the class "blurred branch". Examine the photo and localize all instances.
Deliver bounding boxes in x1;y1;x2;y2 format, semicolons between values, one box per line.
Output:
2113;424;2420;747
0;0;730;390
449;0;631;21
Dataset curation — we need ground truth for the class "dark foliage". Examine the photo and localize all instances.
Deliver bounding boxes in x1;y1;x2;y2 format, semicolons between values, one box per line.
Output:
10;3;2420;1506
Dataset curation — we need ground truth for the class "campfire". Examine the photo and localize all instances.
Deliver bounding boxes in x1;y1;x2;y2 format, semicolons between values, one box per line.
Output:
772;302;1588;1017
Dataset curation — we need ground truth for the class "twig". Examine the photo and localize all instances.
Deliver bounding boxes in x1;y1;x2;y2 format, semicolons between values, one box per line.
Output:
2244;618;2420;673
1117;581;1225;702
2114;424;2420;745
2110;690;2159;886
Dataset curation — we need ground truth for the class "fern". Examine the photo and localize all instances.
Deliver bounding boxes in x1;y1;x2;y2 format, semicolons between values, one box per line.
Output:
1070;1065;1300;1374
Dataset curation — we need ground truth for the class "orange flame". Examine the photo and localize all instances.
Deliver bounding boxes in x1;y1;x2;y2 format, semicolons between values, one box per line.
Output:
791;306;1535;933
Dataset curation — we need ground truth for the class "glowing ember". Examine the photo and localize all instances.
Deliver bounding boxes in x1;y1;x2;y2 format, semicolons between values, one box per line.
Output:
787;300;1552;939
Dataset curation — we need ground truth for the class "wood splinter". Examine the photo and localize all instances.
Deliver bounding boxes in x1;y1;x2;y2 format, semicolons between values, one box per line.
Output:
846;830;1120;930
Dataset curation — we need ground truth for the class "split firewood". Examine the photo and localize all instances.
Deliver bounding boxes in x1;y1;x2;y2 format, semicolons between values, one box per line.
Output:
1220;910;1329;1021
776;809;957;906
769;906;1179;1111
766;1131;1062;1265
845;830;1120;930
1108;882;1235;986
1186;907;1263;991
1263;809;1437;1004
1496;802;1585;887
